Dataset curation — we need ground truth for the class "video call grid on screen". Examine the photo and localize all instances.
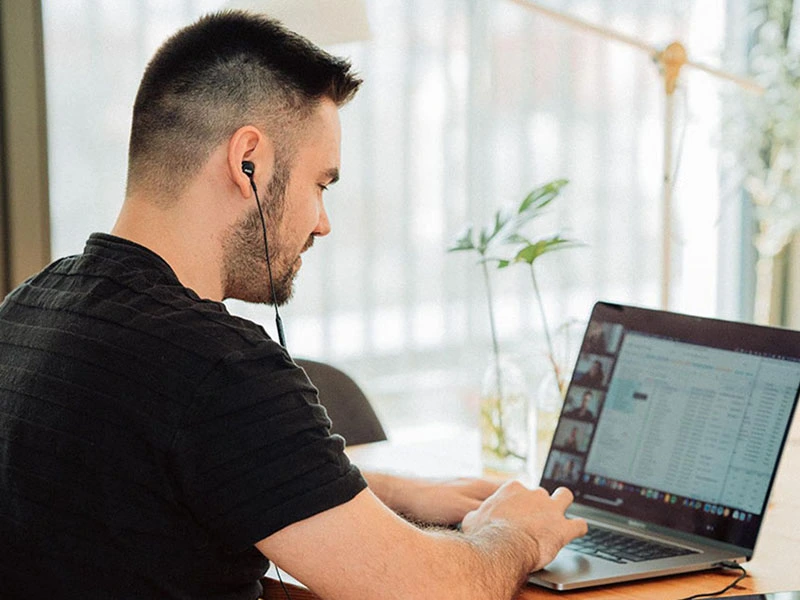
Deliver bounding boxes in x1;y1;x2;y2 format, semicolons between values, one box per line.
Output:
540;303;800;548
584;332;797;514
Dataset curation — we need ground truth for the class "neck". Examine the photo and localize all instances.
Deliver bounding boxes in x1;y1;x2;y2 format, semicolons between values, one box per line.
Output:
112;193;227;302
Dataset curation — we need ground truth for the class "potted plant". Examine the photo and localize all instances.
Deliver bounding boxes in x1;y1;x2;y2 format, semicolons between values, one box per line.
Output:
726;0;800;324
448;179;580;473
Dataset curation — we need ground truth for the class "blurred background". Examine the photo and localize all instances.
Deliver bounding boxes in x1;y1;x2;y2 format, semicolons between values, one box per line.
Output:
2;0;798;442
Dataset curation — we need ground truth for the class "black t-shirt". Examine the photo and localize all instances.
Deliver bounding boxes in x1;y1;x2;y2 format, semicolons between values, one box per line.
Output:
0;233;367;599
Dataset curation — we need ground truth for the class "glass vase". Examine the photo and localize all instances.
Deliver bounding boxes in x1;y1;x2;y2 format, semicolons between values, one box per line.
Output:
531;320;581;473
479;354;529;475
535;364;564;450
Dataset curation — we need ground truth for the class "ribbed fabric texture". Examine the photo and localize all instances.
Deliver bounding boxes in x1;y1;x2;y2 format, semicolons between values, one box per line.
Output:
0;233;366;600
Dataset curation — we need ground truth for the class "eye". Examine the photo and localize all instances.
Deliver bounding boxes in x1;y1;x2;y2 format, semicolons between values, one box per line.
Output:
318;183;329;192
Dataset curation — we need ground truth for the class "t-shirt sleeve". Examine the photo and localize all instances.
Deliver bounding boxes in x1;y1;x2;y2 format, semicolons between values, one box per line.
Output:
172;343;368;553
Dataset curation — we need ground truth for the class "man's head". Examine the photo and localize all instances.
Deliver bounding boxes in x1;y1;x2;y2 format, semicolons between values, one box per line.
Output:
124;11;361;303
221;97;340;305
127;10;360;198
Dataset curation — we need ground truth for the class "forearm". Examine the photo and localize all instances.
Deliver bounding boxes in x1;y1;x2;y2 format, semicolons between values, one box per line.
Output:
260;488;542;600
426;521;538;600
361;474;534;597
259;483;584;600
360;471;411;515
360;472;534;597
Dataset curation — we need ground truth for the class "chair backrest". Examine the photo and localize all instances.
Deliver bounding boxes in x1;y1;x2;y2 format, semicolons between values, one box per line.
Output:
294;358;387;446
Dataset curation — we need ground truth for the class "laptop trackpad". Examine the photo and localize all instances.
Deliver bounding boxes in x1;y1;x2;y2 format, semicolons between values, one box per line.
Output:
542;551;594;576
529;550;630;589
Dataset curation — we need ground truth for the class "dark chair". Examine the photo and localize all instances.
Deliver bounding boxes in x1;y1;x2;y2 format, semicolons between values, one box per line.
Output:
295;358;387;445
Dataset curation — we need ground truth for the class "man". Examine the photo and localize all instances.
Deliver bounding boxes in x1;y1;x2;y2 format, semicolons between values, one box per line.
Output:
0;11;585;599
577;359;605;387
565;390;596;420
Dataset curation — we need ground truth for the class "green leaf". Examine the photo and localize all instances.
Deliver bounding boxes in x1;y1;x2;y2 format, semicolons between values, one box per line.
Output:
502;233;531;246
490;209;513;239
447;179;580;266
472;208;514;254
512;235;582;265
518;179;569;215
447;225;476;253
477;227;490;253
493;209;511;234
501;179;571;242
482;252;514;265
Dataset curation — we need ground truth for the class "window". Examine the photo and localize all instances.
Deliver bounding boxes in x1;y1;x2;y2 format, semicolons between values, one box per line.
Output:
42;0;745;439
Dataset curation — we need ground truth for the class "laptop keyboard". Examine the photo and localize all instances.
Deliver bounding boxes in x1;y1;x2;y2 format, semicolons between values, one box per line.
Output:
566;525;699;564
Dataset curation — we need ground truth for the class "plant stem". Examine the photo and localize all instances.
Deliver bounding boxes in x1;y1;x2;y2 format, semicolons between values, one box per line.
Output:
529;263;563;392
481;260;502;367
481;259;506;439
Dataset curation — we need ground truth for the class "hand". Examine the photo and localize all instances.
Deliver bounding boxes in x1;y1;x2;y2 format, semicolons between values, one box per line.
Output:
461;481;587;572
363;471;501;525
402;477;503;525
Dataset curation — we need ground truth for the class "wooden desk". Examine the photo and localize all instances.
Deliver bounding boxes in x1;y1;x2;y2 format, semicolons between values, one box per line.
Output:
264;424;800;599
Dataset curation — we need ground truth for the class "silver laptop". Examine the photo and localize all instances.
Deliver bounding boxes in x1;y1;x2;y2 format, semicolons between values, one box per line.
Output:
530;301;800;591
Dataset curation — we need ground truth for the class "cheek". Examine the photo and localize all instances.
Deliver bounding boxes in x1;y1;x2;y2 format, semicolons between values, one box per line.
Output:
280;189;322;243
298;196;323;233
281;210;315;248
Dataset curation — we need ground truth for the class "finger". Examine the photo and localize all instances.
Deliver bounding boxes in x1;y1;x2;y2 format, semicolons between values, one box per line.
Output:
466;479;503;499
550;486;574;509
446;493;484;515
460;508;478;530
500;479;529;495
565;517;589;540
458;498;484;515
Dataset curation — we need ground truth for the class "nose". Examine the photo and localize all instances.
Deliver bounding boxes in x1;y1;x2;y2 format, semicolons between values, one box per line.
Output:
314;201;331;237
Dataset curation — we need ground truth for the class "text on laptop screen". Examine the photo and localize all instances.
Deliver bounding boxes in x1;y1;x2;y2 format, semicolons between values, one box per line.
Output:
540;303;800;550
587;333;796;513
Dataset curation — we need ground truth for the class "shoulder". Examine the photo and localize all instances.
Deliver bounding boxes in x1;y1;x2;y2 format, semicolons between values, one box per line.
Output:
11;233;290;396
78;233;285;363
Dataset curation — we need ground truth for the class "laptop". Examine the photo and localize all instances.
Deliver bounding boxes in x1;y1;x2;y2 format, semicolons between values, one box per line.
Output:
529;301;800;591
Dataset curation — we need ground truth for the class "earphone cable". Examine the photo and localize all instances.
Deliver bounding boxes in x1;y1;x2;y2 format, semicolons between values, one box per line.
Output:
249;179;287;348
275;565;293;600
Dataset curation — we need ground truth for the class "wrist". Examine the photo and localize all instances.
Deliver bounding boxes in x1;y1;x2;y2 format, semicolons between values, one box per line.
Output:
451;521;539;598
361;471;407;514
468;519;540;572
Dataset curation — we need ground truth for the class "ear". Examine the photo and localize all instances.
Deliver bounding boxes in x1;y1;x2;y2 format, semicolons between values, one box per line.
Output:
227;125;275;198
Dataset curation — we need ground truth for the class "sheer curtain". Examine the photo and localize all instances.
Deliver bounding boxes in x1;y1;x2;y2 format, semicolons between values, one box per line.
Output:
42;0;744;439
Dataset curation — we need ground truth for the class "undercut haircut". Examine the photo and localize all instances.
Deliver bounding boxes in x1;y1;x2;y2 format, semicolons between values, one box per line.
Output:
126;10;362;198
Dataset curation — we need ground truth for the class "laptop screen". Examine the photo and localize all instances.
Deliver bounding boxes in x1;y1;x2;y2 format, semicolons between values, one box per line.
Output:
539;302;800;550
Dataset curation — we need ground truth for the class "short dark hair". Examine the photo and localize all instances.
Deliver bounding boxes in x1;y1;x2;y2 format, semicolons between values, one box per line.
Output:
126;10;362;197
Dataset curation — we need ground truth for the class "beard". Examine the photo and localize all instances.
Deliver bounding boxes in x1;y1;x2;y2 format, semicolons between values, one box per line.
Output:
221;169;313;305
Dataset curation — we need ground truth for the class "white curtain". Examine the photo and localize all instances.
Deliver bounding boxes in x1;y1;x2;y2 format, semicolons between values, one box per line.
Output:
43;0;744;438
